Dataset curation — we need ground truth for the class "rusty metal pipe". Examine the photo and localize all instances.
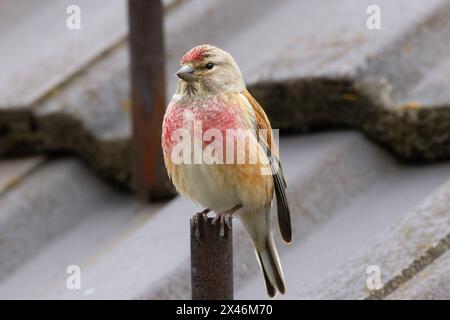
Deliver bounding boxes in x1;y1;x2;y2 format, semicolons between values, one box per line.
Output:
127;0;173;200
191;217;233;300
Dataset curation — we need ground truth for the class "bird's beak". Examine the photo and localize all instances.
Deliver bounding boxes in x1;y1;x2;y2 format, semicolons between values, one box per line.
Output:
176;65;195;81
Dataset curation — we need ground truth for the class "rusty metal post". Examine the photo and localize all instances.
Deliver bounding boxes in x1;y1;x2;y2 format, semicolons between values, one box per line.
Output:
191;218;233;300
128;0;173;200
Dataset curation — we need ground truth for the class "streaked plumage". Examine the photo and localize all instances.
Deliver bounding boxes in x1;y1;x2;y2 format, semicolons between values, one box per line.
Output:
162;45;291;297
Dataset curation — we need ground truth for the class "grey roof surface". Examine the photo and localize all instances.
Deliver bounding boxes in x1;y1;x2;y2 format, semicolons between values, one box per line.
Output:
0;0;449;299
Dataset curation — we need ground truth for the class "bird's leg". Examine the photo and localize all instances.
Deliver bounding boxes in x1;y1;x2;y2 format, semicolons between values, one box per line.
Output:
212;204;242;238
191;208;211;240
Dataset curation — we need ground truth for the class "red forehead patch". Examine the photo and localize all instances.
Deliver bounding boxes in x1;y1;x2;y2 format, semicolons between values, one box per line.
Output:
180;45;209;64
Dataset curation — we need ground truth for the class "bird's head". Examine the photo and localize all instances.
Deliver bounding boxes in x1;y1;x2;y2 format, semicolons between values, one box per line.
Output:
175;44;245;97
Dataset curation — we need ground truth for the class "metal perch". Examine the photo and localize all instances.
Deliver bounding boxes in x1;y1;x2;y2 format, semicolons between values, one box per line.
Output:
191;217;234;300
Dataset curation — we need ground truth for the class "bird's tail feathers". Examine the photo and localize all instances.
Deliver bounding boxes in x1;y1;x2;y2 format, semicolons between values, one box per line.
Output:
239;208;286;297
256;235;285;297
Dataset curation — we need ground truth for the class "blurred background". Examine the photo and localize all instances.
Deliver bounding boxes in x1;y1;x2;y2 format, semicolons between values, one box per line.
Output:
0;0;449;299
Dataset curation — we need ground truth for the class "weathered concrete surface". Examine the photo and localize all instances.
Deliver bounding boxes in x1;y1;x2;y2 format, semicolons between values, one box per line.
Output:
1;0;450;191
0;0;127;107
386;244;450;300
0;156;44;196
272;176;450;300
0;159;145;283
0;0;179;107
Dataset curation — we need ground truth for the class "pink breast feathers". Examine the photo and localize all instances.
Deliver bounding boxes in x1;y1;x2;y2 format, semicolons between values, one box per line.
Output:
162;99;243;158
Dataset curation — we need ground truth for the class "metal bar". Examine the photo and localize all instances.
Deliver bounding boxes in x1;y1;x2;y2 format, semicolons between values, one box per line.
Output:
191;217;234;300
127;0;173;200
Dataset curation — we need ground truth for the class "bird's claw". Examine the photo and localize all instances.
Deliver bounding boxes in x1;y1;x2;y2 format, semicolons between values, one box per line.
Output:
212;211;234;238
191;208;210;240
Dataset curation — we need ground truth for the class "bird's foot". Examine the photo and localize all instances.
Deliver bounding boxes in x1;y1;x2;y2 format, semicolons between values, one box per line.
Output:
191;208;210;240
212;204;242;238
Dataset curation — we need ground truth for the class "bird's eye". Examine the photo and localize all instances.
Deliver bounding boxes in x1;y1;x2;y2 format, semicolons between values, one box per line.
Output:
205;63;214;69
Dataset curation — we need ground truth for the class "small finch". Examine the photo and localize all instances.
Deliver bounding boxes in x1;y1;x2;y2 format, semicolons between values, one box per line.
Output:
162;44;291;297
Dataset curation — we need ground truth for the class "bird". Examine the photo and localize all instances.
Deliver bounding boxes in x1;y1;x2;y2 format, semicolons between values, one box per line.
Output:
161;44;291;297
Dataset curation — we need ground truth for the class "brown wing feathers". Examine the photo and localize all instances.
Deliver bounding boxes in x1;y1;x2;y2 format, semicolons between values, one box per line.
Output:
243;91;292;243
